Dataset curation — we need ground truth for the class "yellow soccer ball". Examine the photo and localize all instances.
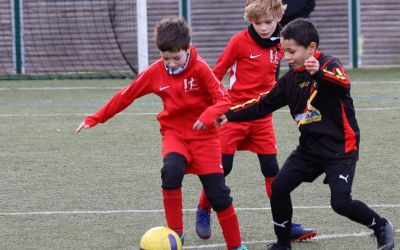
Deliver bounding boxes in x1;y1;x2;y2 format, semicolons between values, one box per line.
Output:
139;226;182;250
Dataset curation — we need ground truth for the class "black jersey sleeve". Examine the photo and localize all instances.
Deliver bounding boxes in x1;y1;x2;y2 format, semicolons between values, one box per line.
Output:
312;56;350;89
226;79;287;122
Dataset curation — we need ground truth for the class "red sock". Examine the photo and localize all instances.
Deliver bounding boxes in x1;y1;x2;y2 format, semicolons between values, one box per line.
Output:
265;177;275;199
162;188;183;236
216;204;242;249
198;188;212;211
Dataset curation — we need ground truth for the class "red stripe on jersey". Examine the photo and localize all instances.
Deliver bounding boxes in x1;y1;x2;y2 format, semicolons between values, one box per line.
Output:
341;101;357;153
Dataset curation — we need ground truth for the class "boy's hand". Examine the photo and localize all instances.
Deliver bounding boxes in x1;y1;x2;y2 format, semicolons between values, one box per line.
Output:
214;114;228;126
304;56;320;75
76;121;90;133
193;120;208;130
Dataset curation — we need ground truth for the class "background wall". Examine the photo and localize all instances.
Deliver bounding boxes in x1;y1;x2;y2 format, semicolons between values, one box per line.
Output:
0;0;399;77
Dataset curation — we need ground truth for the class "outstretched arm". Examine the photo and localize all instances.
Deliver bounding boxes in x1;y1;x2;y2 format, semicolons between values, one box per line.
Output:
76;121;90;133
75;68;153;133
225;80;287;122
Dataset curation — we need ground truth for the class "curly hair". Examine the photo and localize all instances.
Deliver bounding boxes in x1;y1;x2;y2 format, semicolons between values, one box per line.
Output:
244;0;286;22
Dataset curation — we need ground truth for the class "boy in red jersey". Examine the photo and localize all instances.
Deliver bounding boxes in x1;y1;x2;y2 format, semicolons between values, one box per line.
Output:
195;0;316;241
220;19;395;250
76;16;247;250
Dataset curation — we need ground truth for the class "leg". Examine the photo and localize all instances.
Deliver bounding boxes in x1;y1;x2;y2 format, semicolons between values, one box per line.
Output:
196;153;235;239
330;193;394;249
258;153;316;241
200;173;245;249
270;151;322;248
270;172;301;248
196;120;243;237
198;154;234;210
326;160;394;249
258;153;279;199
161;152;186;236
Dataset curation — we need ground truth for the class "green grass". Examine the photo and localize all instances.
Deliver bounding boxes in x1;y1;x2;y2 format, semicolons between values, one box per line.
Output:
0;68;399;249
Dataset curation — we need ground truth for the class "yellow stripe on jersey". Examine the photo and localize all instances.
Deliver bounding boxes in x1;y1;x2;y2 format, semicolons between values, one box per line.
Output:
230;91;270;111
230;98;259;111
323;67;347;81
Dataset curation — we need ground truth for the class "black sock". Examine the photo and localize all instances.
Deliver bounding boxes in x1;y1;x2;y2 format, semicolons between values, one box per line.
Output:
271;192;292;247
347;200;384;230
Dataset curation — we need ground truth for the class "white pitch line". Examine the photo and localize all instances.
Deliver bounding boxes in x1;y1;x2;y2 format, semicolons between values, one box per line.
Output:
0;86;122;91
0;107;399;118
0;112;158;117
1;204;399;216
183;229;400;249
352;81;400;84
356;107;400;111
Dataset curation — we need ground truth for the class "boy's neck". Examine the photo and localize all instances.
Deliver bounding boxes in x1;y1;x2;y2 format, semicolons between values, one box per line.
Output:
248;23;281;48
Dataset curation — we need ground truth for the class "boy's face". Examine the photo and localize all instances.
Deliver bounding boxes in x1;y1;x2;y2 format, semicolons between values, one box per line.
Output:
281;39;316;69
251;15;281;39
160;49;188;70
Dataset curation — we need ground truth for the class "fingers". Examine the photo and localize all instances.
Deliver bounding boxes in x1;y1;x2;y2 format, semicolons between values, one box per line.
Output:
220;118;228;125
193;120;208;130
304;56;319;75
217;115;228;125
76;121;89;133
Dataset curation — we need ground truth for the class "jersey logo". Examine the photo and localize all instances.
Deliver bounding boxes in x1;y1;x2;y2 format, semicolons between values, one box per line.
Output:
298;81;311;88
183;77;199;92
368;218;376;227
294;89;322;127
159;85;171;91
273;220;289;228
250;53;263;59
269;49;280;64
339;174;349;183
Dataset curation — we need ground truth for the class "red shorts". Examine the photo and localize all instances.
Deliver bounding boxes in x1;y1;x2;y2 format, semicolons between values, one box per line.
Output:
219;115;278;155
162;135;223;175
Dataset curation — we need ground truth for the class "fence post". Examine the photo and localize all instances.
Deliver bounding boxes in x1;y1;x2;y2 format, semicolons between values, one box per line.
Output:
179;0;191;25
349;0;360;68
11;0;24;74
137;0;148;72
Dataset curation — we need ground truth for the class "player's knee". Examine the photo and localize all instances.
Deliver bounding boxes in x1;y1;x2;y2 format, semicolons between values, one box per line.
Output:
271;175;291;195
200;173;232;211
222;154;234;176
331;192;352;216
208;193;232;211
161;153;186;189
258;154;279;178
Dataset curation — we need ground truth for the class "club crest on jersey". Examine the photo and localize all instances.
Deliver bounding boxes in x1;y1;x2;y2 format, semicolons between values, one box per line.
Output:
183;77;199;92
269;49;280;64
295;89;322;126
295;110;321;125
298;81;311;88
298;80;317;89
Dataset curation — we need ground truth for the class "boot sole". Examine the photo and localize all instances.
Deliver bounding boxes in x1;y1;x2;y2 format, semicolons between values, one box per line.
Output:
292;231;317;241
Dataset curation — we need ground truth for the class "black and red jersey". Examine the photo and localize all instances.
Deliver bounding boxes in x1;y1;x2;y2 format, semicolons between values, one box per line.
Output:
226;50;359;161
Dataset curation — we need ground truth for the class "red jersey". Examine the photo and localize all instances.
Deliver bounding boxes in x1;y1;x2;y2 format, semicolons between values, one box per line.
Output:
84;46;230;140
213;29;284;105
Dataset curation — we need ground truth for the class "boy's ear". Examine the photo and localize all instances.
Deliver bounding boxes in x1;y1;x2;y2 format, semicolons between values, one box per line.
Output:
277;12;284;22
307;42;317;53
